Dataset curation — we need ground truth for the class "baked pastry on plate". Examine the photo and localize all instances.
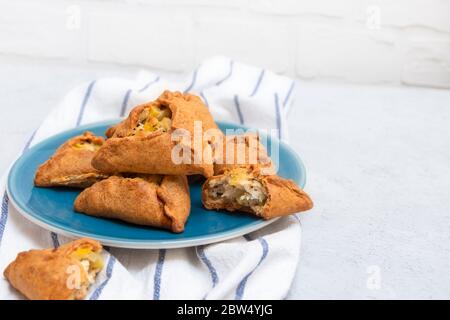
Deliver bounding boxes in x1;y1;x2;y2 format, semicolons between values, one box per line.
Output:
92;91;221;177
213;133;274;175
74;174;190;233
34;131;108;188
202;167;313;219
4;238;103;300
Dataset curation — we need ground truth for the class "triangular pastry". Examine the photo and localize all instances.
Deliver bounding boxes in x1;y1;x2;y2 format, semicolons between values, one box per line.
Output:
34;131;108;188
74;174;190;233
4;238;103;300
213;133;274;175
202;167;313;219
92;91;221;177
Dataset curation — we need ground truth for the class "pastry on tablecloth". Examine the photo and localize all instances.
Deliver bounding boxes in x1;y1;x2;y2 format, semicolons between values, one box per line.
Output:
4;238;103;300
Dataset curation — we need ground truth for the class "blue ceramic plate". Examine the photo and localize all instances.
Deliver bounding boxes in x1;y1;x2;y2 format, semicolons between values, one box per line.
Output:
7;120;306;249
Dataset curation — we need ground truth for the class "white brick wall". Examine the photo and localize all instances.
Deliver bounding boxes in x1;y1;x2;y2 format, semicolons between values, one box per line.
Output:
296;22;402;83
87;8;194;71
0;0;449;88
194;15;294;73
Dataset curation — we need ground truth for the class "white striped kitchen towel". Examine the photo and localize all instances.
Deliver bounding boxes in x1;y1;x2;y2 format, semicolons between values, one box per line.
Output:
0;56;302;300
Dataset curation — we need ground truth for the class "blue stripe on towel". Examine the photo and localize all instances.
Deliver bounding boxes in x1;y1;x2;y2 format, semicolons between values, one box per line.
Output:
250;69;265;97
76;80;96;126
1;130;38;247
153;249;166;300
89;255;116;300
0;192;9;245
120;89;132;117
274;93;282;139
50;232;60;248
233;95;244;125
199;91;209;108
283;80;295;107
235;236;269;300
184;69;198;93
22;129;37;153
293;214;302;225
197;246;219;288
216;60;234;86
138;76;160;93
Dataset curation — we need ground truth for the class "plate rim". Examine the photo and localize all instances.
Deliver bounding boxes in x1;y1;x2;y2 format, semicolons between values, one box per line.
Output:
7;119;307;249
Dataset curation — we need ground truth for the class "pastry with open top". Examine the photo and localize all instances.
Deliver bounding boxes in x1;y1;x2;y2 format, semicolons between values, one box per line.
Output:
34;131;108;188
93;91;221;178
4;238;104;300
202;167;313;219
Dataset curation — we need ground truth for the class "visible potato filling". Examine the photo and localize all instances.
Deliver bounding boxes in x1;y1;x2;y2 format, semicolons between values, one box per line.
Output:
71;246;104;284
208;168;267;213
131;104;172;136
73;141;102;151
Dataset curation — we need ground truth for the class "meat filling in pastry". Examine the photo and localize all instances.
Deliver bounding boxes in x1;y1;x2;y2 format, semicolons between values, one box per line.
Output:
34;131;108;188
3;238;103;300
208;168;268;213
202;168;313;219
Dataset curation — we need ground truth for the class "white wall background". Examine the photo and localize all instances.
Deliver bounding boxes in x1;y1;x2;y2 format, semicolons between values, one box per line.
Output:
1;0;449;88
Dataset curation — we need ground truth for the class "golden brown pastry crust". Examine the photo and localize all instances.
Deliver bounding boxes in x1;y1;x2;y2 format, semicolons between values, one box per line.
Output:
93;91;221;177
213;134;274;175
34;131;108;188
202;168;313;219
3;238;102;300
74;175;190;233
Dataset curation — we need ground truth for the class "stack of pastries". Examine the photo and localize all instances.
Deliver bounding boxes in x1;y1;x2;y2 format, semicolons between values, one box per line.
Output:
4;90;313;299
33;90;313;232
